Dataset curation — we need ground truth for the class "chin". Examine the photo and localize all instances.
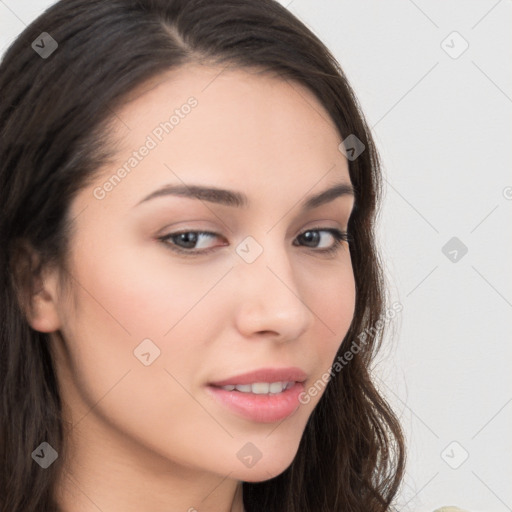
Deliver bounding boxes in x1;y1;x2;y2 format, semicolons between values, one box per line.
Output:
235;465;289;483
232;445;300;483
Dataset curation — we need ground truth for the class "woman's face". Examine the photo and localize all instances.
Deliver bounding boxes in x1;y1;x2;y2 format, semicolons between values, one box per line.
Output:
44;65;356;482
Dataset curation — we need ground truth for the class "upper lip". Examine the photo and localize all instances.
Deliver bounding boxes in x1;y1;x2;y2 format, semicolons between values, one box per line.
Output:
209;367;307;387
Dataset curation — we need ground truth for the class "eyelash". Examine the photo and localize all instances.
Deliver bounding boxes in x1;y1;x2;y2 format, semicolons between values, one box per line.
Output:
158;226;353;257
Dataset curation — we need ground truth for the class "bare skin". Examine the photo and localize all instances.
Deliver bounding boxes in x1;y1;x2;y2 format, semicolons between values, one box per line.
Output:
27;65;356;512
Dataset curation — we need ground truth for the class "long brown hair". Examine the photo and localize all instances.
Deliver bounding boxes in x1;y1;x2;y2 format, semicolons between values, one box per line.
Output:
0;0;406;510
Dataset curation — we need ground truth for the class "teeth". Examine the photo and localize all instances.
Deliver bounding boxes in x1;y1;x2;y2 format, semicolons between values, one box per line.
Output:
250;383;271;394
235;384;252;393
269;382;283;393
219;381;294;394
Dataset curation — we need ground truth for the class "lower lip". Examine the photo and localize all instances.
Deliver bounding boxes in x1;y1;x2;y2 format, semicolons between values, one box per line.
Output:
206;382;305;423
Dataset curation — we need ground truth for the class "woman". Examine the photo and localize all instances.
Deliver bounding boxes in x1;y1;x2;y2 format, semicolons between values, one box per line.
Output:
0;0;405;510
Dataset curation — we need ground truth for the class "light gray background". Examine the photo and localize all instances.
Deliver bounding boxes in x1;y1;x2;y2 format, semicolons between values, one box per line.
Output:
1;1;511;510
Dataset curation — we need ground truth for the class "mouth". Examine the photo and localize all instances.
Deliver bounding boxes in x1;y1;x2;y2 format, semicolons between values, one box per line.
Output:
208;366;307;388
205;367;307;423
212;381;297;394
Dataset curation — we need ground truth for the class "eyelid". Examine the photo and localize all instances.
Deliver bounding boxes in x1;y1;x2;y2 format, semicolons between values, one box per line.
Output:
157;225;352;257
157;221;347;241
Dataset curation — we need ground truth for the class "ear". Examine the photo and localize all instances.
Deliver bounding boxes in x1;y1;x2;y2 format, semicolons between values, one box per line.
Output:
12;241;62;333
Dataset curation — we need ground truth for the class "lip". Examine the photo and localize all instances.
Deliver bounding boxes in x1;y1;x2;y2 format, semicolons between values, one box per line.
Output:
206;367;307;423
206;382;305;423
208;367;307;387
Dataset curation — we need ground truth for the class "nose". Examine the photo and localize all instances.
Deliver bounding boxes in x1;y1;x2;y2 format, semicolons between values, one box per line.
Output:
232;237;315;343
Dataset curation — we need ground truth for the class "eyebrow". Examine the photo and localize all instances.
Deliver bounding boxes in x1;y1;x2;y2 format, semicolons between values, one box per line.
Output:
134;181;355;211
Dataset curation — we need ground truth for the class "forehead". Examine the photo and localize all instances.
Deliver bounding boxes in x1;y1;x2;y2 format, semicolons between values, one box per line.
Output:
118;64;339;137
75;64;351;217
112;64;343;158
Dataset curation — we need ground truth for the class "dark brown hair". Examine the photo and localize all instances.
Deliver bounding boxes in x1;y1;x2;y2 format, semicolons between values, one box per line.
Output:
0;0;406;510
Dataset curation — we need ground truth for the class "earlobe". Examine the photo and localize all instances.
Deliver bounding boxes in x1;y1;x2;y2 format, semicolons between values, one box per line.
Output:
26;276;62;333
12;242;62;333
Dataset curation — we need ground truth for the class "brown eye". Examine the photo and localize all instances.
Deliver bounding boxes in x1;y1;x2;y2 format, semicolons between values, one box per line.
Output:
159;230;223;255
158;227;352;257
294;227;352;255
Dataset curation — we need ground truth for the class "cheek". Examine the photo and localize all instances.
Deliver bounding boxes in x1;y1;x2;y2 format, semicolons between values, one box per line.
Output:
68;232;226;338
304;263;356;384
56;245;229;464
310;259;356;337
59;233;232;392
